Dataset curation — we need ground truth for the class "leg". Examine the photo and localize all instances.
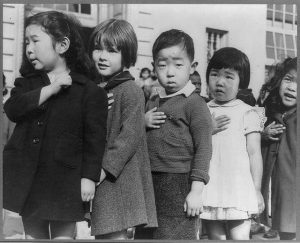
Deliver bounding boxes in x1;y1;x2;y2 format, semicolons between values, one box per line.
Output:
50;220;76;240
204;220;227;240
227;219;251;240
95;229;129;240
279;232;296;240
22;216;50;239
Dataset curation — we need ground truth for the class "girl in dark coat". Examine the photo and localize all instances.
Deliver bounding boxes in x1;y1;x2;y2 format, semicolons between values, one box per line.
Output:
3;11;107;239
261;57;297;240
89;19;157;239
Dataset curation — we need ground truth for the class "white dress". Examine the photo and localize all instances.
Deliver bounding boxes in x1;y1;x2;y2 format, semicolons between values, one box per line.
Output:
201;99;264;220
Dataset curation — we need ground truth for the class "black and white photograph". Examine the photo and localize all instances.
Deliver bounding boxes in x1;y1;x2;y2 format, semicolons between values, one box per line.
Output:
2;2;298;241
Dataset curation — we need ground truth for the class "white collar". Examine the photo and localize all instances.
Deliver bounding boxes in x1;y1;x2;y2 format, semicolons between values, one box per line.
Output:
208;99;243;107
159;80;196;98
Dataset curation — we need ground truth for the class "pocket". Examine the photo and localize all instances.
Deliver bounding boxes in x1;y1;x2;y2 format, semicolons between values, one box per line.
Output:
54;133;82;169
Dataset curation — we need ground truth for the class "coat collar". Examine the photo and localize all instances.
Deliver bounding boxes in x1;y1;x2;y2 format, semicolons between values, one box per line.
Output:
38;71;87;85
103;71;134;91
158;80;195;98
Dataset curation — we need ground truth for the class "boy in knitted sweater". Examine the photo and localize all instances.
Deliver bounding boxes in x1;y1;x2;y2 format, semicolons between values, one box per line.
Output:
145;29;212;239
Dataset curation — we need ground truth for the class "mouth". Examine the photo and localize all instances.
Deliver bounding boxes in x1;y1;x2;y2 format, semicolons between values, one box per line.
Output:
98;63;109;69
215;89;225;95
284;93;296;99
29;58;38;64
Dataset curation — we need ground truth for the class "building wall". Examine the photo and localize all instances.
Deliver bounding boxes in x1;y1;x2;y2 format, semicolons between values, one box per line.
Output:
3;4;24;88
127;4;267;98
2;4;273;98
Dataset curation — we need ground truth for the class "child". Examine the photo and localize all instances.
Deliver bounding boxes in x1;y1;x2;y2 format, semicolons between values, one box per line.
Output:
88;19;157;239
135;67;151;89
200;47;265;240
260;57;297;240
145;29;212;239
3;11;108;239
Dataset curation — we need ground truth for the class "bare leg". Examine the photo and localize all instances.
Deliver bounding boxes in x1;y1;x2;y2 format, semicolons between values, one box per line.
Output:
228;219;251;240
204;220;227;240
22;216;50;239
50;220;76;240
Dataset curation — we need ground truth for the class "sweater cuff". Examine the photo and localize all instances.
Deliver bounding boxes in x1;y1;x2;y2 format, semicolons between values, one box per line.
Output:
190;169;210;185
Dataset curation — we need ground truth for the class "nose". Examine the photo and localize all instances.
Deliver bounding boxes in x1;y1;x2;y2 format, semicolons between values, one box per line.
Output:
98;50;108;61
287;83;296;92
166;65;175;77
26;42;34;55
216;76;225;87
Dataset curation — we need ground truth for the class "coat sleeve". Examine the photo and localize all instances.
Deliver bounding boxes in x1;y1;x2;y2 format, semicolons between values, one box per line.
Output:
81;84;108;182
188;96;212;184
4;77;43;123
102;84;145;180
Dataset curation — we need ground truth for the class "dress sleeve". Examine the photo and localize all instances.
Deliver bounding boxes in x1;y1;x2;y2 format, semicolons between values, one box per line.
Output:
244;107;266;135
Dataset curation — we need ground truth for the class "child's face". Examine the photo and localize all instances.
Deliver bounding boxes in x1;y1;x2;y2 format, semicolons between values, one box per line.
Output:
25;24;61;72
208;68;240;103
153;45;194;94
92;45;123;78
141;70;150;80
279;69;297;108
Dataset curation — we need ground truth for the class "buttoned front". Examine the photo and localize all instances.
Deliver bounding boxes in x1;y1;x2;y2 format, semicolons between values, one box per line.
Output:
3;72;108;221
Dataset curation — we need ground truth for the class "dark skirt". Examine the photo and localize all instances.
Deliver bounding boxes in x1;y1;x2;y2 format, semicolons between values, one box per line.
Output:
151;172;200;240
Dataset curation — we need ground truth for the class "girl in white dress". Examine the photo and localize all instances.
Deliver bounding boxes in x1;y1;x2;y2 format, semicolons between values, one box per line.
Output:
200;47;265;240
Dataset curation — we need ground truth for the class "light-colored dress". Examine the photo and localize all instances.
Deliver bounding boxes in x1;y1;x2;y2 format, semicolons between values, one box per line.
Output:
201;99;264;220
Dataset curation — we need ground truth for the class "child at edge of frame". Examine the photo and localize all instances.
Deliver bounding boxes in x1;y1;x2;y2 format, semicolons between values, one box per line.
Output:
3;11;108;240
200;47;265;240
260;57;297;241
136;29;213;240
88;18;158;240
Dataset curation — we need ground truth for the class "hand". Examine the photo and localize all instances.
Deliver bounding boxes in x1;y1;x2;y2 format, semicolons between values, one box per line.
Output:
212;112;230;135
256;190;265;214
145;107;166;129
81;178;95;202
50;73;72;95
184;181;204;217
107;93;114;110
262;121;285;141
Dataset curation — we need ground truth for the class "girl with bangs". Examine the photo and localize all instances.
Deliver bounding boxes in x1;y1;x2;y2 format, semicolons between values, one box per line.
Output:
89;19;157;239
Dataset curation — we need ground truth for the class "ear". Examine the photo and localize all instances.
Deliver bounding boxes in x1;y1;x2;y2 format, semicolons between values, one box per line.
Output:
151;61;156;73
56;37;70;55
190;61;198;74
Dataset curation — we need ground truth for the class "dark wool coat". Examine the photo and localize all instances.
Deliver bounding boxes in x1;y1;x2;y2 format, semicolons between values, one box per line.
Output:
91;71;158;235
3;72;107;221
260;107;297;233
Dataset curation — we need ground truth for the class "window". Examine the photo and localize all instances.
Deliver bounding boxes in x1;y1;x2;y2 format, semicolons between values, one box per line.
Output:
30;4;92;15
266;4;297;29
206;28;228;63
266;31;297;60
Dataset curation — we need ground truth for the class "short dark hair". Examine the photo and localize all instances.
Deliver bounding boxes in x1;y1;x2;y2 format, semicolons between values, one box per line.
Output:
20;11;92;77
206;47;250;89
152;29;194;62
140;67;151;78
89;19;137;69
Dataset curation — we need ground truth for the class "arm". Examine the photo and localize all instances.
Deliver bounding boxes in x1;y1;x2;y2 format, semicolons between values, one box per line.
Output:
185;97;213;216
102;85;145;180
246;132;265;214
5;74;72;122
4;78;43;122
81;84;108;201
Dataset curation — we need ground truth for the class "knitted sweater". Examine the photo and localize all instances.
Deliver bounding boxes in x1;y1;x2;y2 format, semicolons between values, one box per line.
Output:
146;92;212;184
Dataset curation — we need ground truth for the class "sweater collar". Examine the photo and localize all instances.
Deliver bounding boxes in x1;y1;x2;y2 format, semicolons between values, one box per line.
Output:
158;80;196;98
103;71;134;91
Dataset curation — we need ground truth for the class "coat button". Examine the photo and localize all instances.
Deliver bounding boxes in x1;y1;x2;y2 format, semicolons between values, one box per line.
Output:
37;121;43;126
33;138;40;144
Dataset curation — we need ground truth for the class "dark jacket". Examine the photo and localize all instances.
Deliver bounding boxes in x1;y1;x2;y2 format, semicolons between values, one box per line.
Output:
3;72;107;221
261;107;297;232
91;71;157;235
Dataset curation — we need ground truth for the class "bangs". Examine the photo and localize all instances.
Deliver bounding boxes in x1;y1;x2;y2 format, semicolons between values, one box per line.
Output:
93;30;120;51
